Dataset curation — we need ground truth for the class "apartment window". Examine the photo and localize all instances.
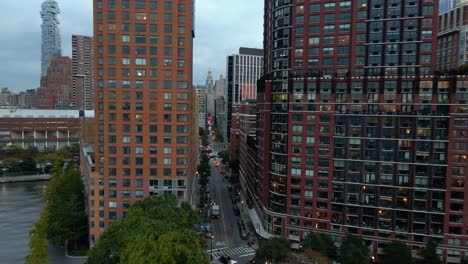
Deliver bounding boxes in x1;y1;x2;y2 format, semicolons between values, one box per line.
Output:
164;13;172;21
324;3;336;10
121;11;130;20
135;35;146;43
164;2;173;10
323;25;335;32
135;12;147;20
122;46;130;54
135;1;145;9
310;4;320;12
324;14;335;21
121;23;130;31
135;69;146;77
135;58;146;65
291;168;301;175
135;24;146;32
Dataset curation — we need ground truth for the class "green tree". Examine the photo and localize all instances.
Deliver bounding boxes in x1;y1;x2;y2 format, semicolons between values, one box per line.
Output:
255;237;291;263
215;129;223;143
121;231;207;264
381;241;412;264
217;150;229;165
26;210;49;264
303;232;337;259
44;162;87;248
199;127;209;146
340;235;370;264
86;195;207;264
457;64;468;75
415;240;442;264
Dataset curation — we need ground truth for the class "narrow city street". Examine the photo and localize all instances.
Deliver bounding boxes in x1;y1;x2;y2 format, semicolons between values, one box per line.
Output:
205;139;256;264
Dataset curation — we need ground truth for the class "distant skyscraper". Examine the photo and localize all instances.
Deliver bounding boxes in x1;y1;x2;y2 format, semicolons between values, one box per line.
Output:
214;75;226;98
196;86;206;129
205;70;215;119
36;57;72;109
438;2;468;70
439;0;455;13
72;35;94;110
214;75;227;139
40;0;61;77
226;48;263;141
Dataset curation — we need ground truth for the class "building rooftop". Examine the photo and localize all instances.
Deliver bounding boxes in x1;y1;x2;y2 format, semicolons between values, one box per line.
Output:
239;47;263;56
0;109;80;118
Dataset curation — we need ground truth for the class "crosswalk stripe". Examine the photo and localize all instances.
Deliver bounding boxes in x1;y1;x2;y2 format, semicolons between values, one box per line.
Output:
207;245;255;259
206;246;228;253
239;252;256;258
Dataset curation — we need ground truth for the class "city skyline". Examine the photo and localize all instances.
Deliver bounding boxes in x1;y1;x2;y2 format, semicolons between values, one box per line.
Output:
0;0;263;93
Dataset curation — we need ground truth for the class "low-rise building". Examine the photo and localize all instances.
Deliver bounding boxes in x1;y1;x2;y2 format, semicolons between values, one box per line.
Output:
0;109;82;150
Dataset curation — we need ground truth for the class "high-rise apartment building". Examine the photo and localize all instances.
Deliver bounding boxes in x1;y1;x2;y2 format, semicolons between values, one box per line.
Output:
72;35;94;110
205;70;215;119
437;2;468;71
40;0;61;77
196;85;206;128
90;0;195;243
226;48;263;141
246;0;468;263
35;56;72;109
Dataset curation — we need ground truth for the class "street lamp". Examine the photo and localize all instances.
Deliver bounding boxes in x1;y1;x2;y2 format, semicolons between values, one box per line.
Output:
241;200;244;214
210;235;214;260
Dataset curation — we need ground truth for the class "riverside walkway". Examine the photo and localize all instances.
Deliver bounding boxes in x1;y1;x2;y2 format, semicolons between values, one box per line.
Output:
0;174;51;183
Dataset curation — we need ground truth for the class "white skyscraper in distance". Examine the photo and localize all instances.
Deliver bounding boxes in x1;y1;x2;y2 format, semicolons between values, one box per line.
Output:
40;0;61;77
226;48;263;141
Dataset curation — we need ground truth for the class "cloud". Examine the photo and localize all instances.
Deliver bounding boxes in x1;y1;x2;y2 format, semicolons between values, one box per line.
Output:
193;0;263;84
0;0;263;92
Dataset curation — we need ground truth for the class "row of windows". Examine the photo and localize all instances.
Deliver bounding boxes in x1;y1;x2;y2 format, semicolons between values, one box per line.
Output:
97;11;185;23
297;1;354;13
97;80;189;89
98;68;185;79
98;145;189;154
97;23;187;35
97;57;185;68
97;34;185;46
97;91;188;100
97;0;186;12
99;167;188;177
97;127;189;142
98;136;189;149
98;113;186;123
91;179;187;188
100;157;188;166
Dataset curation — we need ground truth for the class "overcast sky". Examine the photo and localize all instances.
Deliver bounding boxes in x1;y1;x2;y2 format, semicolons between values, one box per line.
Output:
0;0;263;92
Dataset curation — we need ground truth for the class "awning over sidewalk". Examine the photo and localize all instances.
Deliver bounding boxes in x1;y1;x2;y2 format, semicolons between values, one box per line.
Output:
248;208;274;239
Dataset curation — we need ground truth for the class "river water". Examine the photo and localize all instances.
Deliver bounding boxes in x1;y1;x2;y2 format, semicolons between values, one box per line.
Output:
0;181;85;264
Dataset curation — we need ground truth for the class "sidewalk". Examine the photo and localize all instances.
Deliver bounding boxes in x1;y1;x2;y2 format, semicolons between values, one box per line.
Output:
0;174;51;183
237;195;259;251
